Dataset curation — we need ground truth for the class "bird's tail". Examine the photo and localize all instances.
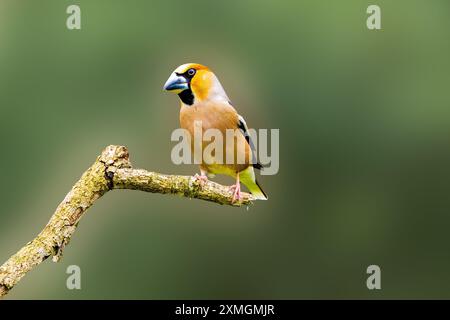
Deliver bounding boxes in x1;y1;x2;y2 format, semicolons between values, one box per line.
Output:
247;179;268;200
240;166;268;200
243;179;268;200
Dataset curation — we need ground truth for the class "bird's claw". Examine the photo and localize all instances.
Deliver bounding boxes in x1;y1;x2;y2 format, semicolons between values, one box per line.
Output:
194;173;208;187
229;183;242;203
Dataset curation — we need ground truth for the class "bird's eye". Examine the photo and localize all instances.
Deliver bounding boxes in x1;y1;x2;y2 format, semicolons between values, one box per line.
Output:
187;68;196;77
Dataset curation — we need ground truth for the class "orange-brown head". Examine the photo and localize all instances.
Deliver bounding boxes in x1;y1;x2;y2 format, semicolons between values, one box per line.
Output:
163;63;229;105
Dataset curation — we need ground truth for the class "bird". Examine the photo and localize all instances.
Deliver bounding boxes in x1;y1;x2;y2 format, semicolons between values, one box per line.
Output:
163;63;267;202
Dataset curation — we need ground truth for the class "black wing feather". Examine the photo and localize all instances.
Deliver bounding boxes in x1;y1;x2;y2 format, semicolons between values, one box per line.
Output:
237;115;263;170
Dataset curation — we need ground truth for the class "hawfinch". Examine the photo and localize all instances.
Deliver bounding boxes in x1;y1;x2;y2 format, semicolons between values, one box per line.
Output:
164;63;267;202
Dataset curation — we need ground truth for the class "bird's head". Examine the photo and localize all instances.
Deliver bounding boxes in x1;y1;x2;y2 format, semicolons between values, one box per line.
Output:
163;63;229;105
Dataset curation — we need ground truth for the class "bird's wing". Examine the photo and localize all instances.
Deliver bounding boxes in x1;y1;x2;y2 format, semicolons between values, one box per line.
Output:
237;114;263;170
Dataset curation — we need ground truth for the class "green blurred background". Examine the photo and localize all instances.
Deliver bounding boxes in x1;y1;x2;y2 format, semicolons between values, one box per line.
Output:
1;0;450;299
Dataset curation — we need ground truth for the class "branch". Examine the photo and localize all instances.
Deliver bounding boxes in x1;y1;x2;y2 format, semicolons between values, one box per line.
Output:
0;145;255;297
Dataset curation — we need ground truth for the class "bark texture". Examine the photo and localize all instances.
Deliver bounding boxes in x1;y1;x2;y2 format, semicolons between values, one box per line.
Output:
0;145;255;297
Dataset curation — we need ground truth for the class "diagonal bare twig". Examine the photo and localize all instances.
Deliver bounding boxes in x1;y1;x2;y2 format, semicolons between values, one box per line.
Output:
0;145;255;297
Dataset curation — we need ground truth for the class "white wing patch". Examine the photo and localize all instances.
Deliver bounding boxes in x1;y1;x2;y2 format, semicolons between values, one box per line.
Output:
237;114;261;169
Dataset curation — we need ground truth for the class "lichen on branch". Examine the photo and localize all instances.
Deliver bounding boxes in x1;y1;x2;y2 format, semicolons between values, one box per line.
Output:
0;145;255;297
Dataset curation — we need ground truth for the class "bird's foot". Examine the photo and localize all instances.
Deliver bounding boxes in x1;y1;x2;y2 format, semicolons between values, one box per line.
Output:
194;173;208;187
229;183;242;203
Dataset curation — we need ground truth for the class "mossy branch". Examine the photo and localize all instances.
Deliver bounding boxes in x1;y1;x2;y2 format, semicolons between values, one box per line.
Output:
0;145;254;297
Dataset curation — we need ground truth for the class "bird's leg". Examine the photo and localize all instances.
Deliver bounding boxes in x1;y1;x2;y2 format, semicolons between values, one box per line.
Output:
229;172;242;202
194;168;208;187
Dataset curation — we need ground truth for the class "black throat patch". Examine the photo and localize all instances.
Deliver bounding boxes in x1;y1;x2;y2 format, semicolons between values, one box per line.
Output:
178;89;194;106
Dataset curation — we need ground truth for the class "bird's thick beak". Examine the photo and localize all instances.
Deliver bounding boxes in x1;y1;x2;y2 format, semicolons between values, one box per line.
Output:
163;73;189;93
